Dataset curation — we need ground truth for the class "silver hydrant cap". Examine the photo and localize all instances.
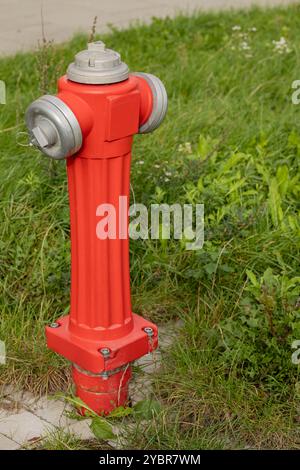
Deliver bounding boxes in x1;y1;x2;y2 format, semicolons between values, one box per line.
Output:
67;41;129;84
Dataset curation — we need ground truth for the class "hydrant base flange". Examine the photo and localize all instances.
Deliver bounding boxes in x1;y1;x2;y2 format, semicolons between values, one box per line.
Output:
46;313;158;374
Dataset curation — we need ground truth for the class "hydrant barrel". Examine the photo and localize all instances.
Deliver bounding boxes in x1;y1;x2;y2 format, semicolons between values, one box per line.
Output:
25;41;167;414
67;153;132;340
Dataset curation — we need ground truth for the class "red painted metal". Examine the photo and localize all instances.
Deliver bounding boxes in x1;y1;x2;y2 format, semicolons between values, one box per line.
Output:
72;365;132;415
46;74;158;414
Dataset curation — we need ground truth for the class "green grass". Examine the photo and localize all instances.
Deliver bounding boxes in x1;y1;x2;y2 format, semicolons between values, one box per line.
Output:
1;4;300;449
27;429;111;450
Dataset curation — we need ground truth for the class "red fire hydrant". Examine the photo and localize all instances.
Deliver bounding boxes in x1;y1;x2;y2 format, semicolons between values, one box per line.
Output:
25;41;167;414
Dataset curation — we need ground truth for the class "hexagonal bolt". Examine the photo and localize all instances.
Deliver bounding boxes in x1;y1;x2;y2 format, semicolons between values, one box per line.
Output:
100;347;111;358
49;322;60;329
100;371;109;381
143;327;154;337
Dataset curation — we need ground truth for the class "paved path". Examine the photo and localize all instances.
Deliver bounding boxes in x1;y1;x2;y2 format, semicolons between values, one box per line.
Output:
0;0;298;56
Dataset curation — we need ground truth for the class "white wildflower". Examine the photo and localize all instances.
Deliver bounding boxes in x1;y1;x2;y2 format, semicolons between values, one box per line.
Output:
232;25;241;31
272;37;291;54
178;142;192;154
137;160;144;165
240;41;250;50
185;142;192;154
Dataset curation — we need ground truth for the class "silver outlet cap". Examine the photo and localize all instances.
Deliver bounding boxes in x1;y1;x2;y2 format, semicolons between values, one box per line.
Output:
67;41;129;85
25;95;82;159
132;73;168;134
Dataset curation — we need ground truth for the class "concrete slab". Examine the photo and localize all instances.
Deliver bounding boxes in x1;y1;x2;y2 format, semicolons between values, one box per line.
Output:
0;410;54;444
32;397;70;427
0;0;298;56
67;419;94;440
0;433;20;450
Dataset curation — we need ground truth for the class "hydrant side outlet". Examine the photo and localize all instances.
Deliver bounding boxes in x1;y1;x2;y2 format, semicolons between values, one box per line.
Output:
25;41;167;415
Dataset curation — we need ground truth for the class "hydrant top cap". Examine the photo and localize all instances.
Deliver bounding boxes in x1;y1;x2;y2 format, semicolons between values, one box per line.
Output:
67;41;129;84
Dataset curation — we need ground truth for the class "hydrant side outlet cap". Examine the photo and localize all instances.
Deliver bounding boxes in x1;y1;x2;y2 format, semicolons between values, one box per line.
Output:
67;41;129;84
132;73;168;134
25;95;82;159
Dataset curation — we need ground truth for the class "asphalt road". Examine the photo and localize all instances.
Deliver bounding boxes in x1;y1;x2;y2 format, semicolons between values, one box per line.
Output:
0;0;298;55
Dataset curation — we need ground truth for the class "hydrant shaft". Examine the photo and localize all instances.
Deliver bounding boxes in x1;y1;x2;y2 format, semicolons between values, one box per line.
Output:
67;154;132;338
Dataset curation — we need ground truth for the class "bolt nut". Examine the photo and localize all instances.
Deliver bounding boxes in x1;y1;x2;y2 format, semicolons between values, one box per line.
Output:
143;327;154;337
49;322;60;329
100;347;111;358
